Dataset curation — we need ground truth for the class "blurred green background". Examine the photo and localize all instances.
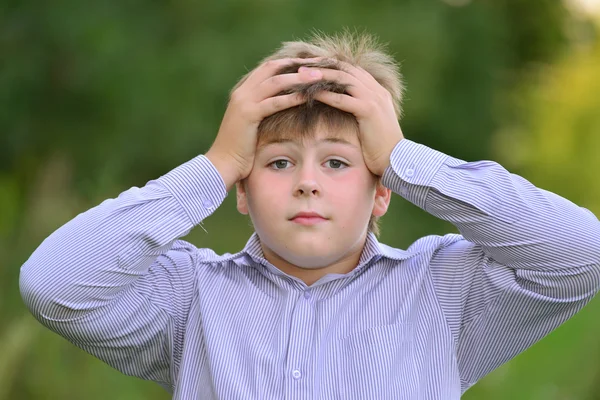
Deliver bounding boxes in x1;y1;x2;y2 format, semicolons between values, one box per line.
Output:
2;0;600;398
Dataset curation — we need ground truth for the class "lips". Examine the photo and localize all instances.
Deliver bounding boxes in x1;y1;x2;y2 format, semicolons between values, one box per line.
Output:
290;211;328;226
291;211;326;219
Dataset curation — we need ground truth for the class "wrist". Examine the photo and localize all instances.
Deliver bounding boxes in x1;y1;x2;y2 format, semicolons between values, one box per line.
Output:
205;151;242;191
374;137;403;176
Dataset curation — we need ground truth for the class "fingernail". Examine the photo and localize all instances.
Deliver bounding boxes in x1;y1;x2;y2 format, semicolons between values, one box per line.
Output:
299;66;322;79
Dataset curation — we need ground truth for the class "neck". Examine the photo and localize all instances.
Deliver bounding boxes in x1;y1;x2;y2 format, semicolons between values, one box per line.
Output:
260;235;367;286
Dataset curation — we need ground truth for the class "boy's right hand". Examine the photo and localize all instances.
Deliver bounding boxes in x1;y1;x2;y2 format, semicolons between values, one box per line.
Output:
206;58;323;191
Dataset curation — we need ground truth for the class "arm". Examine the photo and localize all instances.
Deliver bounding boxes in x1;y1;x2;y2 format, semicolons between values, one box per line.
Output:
19;58;322;390
299;62;600;391
19;155;227;389
381;139;600;392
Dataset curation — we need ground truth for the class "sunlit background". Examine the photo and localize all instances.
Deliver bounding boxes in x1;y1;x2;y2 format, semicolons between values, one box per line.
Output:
2;0;600;398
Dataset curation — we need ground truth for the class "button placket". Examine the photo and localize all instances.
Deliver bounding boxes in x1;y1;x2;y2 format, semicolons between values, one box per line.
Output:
283;292;315;397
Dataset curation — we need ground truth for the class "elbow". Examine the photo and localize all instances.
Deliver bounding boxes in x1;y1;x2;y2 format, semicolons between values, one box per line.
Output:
587;224;600;287
584;207;600;263
19;259;52;320
572;228;600;297
568;214;600;284
19;258;73;323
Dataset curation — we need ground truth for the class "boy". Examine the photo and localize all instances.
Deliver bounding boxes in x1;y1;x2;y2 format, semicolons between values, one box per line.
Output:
20;32;600;399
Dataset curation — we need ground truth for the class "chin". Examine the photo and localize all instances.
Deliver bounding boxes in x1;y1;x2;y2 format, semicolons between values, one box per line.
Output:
258;227;357;267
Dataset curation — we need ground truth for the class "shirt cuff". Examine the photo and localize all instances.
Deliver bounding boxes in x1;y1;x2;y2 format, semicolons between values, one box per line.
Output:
157;155;228;226
382;139;449;209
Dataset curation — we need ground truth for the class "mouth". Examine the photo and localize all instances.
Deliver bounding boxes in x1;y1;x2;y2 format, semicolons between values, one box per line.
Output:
291;216;328;226
290;212;328;226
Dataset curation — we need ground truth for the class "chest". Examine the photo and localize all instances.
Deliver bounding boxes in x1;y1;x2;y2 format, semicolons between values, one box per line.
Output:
175;270;460;399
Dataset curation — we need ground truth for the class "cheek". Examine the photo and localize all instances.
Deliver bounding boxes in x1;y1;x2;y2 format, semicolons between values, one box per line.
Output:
246;174;288;211
330;171;376;203
327;176;376;227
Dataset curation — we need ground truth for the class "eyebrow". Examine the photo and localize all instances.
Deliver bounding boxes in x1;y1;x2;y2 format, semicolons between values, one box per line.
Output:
257;137;358;151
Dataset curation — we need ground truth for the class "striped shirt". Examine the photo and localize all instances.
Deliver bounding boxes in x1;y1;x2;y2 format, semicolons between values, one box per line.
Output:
20;139;600;399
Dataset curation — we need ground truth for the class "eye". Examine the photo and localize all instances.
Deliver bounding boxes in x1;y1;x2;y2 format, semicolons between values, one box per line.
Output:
325;159;349;169
269;159;292;170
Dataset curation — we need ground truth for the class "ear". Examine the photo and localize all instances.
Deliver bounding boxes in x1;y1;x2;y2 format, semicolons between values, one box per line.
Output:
372;181;392;217
236;180;249;215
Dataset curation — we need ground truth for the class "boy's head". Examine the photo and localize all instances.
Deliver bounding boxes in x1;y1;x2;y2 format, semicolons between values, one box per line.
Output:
235;31;404;270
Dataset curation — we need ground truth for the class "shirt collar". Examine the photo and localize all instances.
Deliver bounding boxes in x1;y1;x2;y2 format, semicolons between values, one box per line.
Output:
238;231;416;276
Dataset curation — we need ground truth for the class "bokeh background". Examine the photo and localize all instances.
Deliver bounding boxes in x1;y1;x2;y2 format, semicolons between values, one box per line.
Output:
2;0;600;398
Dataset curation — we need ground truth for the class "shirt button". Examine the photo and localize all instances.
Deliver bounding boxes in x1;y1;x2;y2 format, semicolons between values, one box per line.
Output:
292;369;302;380
304;290;311;299
405;168;415;178
201;197;214;209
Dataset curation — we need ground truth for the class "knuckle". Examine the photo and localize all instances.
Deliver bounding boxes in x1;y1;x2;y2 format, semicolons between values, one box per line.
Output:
229;89;244;104
381;90;393;102
264;59;278;69
239;103;257;119
292;92;304;104
270;74;282;87
332;93;344;106
271;96;282;111
365;100;377;113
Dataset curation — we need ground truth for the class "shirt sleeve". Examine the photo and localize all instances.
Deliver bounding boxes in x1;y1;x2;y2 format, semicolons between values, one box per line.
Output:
381;139;600;393
19;154;228;391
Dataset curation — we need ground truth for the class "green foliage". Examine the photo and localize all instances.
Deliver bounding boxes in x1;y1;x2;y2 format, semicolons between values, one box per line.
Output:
465;22;600;400
2;0;598;398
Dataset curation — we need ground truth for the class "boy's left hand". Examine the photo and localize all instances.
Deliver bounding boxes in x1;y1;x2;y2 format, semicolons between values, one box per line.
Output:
298;63;404;176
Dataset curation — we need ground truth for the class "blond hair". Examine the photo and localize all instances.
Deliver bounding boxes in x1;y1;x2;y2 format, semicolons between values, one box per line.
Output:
235;31;405;237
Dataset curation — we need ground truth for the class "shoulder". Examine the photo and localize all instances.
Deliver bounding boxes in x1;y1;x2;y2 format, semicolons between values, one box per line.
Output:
407;233;465;254
398;233;478;260
149;239;241;277
381;233;483;271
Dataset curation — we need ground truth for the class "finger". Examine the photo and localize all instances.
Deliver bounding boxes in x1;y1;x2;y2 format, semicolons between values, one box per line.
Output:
246;57;326;88
316;61;382;91
258;92;306;117
256;71;321;100
351;64;381;87
312;91;362;116
298;66;368;98
336;61;377;82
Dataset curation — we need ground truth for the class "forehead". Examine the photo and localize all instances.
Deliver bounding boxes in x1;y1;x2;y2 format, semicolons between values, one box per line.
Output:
257;124;360;150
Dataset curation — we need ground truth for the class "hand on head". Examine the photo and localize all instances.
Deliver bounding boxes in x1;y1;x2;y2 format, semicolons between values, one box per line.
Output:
206;57;325;190
206;56;404;191
297;62;404;176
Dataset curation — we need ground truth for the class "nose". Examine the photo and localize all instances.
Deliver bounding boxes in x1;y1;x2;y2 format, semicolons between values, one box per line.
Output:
295;182;319;197
294;164;321;198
